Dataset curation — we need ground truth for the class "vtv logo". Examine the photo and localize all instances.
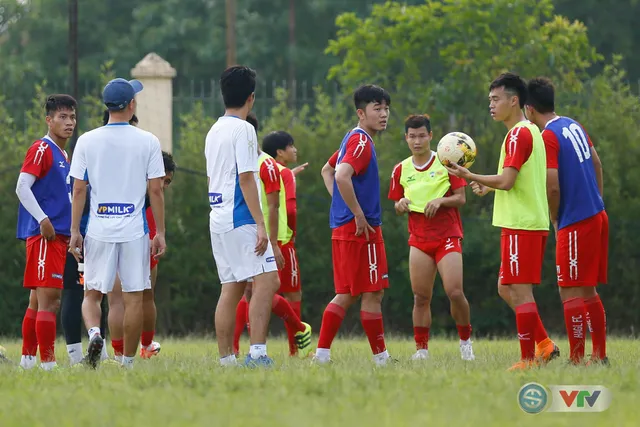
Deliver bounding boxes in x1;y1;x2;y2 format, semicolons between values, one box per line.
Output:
548;386;611;412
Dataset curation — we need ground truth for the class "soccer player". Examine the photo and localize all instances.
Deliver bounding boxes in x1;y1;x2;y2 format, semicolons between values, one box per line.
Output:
206;66;282;366
525;77;608;365
314;84;393;366
446;73;559;370
388;114;474;361
69;78;166;369
16;94;77;370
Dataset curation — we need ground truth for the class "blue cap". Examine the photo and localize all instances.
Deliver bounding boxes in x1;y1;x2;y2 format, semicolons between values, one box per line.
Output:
102;78;144;111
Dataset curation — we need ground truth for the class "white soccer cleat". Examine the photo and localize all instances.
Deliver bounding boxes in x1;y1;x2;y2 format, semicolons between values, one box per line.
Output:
410;349;429;361
20;355;37;370
460;340;475;361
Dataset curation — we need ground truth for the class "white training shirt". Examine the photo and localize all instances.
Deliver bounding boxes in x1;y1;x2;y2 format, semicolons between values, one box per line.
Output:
69;123;165;243
205;115;260;234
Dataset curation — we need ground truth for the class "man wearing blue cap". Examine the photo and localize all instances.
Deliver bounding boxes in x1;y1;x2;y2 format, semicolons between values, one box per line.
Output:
68;78;167;369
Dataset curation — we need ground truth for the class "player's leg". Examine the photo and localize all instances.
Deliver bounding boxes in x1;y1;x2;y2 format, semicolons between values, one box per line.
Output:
216;280;248;362
436;240;474;360
408;244;437;360
34;286;62;369
61;253;85;365
140;264;160;359
20;289;38;369
107;277;124;361
247;270;281;363
270;292;309;357
280;241;303;356
233;294;248;356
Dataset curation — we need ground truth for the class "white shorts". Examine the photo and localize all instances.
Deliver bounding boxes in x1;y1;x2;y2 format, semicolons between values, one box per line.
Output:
84;235;151;294
210;224;278;284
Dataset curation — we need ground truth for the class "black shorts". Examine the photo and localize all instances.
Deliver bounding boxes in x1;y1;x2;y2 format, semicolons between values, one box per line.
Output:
63;253;82;290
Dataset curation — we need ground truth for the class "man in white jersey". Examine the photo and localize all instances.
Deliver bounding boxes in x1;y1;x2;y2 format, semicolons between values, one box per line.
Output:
68;78;166;369
205;65;280;367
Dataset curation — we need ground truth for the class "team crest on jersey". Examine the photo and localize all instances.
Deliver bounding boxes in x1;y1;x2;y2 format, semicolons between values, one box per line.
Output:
97;203;135;217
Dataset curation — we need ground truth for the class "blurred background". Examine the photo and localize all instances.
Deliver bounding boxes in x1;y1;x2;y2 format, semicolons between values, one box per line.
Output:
1;0;639;338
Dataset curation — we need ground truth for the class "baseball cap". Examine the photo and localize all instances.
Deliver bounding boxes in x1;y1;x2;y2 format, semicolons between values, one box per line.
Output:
103;78;144;111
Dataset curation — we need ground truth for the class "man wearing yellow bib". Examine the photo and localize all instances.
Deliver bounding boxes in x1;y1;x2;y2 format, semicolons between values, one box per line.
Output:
447;73;559;370
389;114;474;361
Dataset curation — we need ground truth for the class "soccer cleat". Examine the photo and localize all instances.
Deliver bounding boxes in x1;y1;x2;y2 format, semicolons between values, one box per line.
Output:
507;359;539;371
410;349;429;361
40;361;58;371
535;338;560;363
311;355;332;365
243;354;274;368
0;346;13;365
85;334;104;369
19;355;37;370
585;356;610;367
294;322;313;358
140;341;161;359
460;341;475;361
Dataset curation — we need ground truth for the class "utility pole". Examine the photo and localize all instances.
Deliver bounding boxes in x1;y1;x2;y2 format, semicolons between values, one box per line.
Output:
288;0;296;107
68;0;79;153
225;0;237;67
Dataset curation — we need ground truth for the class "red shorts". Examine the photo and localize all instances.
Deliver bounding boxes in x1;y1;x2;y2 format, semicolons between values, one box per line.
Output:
23;235;69;289
556;211;608;287
332;236;389;297
409;235;462;263
499;230;548;285
277;241;301;294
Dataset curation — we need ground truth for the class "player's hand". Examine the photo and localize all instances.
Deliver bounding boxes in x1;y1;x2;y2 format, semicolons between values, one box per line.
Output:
151;233;167;259
272;244;285;270
255;224;269;256
424;198;443;219
355;212;375;241
291;162;309;176
40;217;55;241
470;181;491;196
68;231;84;262
552;220;558;240
395;198;411;214
444;162;471;179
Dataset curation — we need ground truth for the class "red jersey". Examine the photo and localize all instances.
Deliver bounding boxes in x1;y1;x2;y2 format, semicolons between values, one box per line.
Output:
388;156;466;241
279;166;297;236
259;156;281;195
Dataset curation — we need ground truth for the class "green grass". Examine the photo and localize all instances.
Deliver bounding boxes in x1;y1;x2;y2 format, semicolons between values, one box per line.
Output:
0;337;638;426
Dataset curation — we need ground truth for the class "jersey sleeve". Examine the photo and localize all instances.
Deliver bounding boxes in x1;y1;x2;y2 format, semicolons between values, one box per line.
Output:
236;124;259;174
328;150;339;168
387;163;404;201
259;158;281;194
147;136;166;179
542;129;560;169
69;137;87;180
340;133;373;175
448;173;467;190
503;127;533;171
21;140;53;179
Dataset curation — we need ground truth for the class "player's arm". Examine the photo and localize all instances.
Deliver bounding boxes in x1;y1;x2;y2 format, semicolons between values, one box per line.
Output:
259;160;282;257
146;138;167;258
281;168;297;234
424;176;466;218
321;150;339;196
542;129;561;229
463;168;518;191
591;146;603;197
68;141;88;259
17;143;55;239
388;163;409;215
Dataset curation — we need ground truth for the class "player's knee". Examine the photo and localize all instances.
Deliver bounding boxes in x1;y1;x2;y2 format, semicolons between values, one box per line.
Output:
497;284;510;301
413;292;431;307
43;296;61;313
445;287;465;303
284;291;302;302
143;288;154;302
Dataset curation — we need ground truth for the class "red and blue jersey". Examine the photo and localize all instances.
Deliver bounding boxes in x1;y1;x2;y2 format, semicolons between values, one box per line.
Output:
543;116;604;230
329;128;382;229
16;137;72;240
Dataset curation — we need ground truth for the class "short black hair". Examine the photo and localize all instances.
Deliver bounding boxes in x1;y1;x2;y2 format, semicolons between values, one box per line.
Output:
103;110;138;126
404;114;432;133
162;151;176;174
526;77;555;114
45;94;77;117
353;84;391;110
489;72;527;109
246;112;259;132
262;131;294;158
220;65;257;109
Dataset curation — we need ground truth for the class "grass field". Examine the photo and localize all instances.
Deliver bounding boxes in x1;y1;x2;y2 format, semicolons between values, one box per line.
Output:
0;337;638;426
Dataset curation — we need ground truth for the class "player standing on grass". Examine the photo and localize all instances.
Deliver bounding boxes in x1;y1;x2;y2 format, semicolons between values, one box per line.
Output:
16;94;77;370
388;114;475;361
206;66;284;367
525;77;608;365
446;73;559;370
69;78;166;369
314;84;393;366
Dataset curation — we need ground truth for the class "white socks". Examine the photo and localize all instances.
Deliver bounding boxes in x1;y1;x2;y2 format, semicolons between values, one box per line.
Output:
249;344;267;359
67;343;83;365
220;354;238;366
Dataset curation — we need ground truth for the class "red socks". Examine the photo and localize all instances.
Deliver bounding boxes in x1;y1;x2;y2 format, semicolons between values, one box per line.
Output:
414;327;429;350
233;296;248;354
457;324;472;341
534;314;549;344
141;330;155;347
515;302;539;360
21;308;38;356
360;311;386;355
111;339;124;356
35;311;57;363
563;297;586;363
584;295;607;359
317;303;345;349
285;301;302;356
272;294;304;333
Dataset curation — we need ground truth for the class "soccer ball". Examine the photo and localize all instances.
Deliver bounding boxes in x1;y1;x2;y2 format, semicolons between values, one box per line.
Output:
436;132;477;168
